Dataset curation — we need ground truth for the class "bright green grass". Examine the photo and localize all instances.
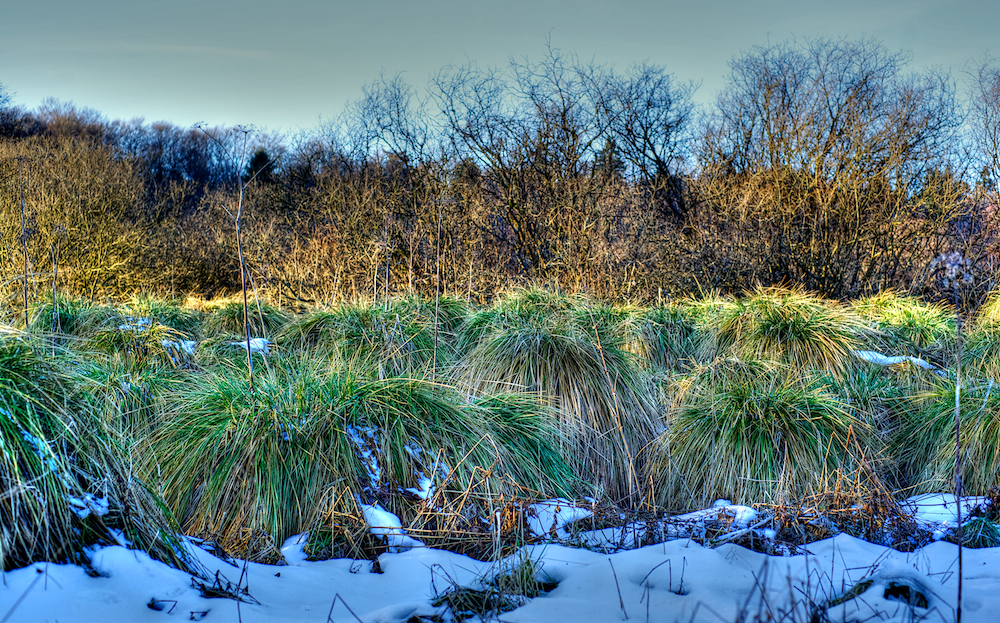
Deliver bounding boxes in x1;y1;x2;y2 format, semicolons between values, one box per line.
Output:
705;286;865;375
851;291;955;356
202;297;290;338
0;329;195;573
632;303;703;373
896;377;1000;494
279;300;444;377
28;294;117;337
148;353;575;559
122;294;205;338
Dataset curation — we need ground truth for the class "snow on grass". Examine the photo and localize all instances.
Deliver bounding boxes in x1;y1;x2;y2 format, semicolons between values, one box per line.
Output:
902;493;988;540
853;349;943;373
577;501;760;553
345;423;382;492
227;337;272;354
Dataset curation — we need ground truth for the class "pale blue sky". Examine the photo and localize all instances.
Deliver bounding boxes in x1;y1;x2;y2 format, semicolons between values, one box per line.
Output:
1;0;996;134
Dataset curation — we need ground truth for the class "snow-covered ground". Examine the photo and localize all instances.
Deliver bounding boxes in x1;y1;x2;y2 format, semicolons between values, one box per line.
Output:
1;493;993;622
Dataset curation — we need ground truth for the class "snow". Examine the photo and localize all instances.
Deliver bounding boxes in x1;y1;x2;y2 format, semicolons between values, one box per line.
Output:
5;520;999;622
66;493;110;519
902;493;988;540
118;317;153;332
405;476;435;500
360;503;425;552
228;338;272;354
345;424;382;492
526;498;593;539
853;349;941;372
161;339;197;355
577;502;761;552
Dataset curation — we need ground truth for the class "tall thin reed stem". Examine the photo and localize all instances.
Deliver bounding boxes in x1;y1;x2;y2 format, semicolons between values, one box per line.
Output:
433;203;442;375
18;158;28;330
954;291;963;622
196;123;260;392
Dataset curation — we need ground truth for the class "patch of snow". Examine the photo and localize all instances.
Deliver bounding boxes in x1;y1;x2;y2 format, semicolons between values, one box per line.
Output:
67;494;110;519
853;349;941;372
902;492;986;529
118;317;153;332
405;476;434;500
578;503;759;552
526;498;593;539
360;503;424;552
6;503;1000;623
345;424;381;492
229;337;272;354
161;339;197;354
280;532;310;566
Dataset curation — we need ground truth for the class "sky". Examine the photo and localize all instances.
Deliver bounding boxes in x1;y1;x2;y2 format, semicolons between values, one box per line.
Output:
1;0;998;136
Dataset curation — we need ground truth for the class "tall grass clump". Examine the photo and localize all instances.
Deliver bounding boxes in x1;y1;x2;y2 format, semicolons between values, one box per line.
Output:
202;297;289;338
896;378;1000;494
392;294;472;338
78;353;182;436
960;325;1000;383
851;291;955;356
631;303;704;374
122;294;205;339
148;354;330;562
28;295;117;338
975;290;1000;327
149;353;575;561
648;358;872;508
454;288;660;505
279;299;446;377
704;286;865;375
962;294;1000;382
0;328;195;572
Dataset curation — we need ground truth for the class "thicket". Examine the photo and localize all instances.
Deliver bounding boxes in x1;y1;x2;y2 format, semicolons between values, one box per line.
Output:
1;38;999;312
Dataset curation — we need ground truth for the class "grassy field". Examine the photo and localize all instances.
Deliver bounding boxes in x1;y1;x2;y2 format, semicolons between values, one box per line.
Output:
1;286;997;572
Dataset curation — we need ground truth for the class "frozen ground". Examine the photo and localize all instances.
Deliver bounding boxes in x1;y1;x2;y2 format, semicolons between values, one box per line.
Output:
0;494;990;623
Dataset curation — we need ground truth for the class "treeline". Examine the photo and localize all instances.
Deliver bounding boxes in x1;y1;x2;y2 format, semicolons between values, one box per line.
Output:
1;37;999;306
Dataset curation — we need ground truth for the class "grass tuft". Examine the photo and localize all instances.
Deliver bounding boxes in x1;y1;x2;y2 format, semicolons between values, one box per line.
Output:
648;358;873;508
0;329;195;573
705;286;865;375
202;297;289;338
149;352;575;560
896;378;1000;494
454;288;661;505
279;299;448;377
851;291;955;357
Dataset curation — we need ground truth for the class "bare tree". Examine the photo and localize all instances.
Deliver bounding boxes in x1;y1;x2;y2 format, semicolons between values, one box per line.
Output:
970;54;1000;196
433;45;615;277
593;62;698;217
696;36;963;297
